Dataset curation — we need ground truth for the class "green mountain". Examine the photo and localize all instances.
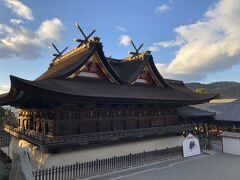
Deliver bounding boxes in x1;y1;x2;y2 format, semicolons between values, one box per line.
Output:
186;81;240;99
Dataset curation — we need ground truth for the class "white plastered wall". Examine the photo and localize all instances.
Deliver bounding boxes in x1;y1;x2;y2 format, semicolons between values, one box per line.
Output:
222;137;240;155
9;135;184;169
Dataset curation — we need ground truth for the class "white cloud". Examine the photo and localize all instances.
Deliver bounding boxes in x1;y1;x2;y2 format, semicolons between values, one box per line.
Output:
154;0;240;81
118;34;131;46
149;37;185;52
0;24;13;34
10;18;24;25
0;18;64;60
0;85;10;94
149;46;160;52
1;1;65;60
116;26;127;32
4;0;34;21
154;4;171;13
37;18;64;42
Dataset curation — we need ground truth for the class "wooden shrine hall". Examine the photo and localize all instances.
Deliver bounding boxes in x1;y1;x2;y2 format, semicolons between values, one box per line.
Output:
0;24;217;151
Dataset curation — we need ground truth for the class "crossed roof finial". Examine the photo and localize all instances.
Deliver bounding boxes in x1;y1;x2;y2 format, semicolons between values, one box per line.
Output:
51;43;68;58
128;40;144;59
74;22;96;47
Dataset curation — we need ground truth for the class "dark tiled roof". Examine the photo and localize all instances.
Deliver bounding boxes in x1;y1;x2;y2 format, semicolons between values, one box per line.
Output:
177;106;215;118
0;75;217;106
148;59;170;88
36;46;96;80
0;40;218;106
108;57;149;84
37;40;170;87
36;43;124;83
193;100;240;122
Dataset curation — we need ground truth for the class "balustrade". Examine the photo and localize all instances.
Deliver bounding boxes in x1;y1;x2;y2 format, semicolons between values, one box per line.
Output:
4;122;195;148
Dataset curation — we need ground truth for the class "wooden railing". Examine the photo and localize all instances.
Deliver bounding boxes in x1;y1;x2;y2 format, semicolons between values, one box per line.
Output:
4;124;195;148
32;146;182;180
46;124;195;146
4;125;43;146
0;136;10;147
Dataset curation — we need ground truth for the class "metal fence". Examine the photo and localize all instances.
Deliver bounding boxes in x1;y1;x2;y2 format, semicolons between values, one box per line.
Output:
32;146;182;180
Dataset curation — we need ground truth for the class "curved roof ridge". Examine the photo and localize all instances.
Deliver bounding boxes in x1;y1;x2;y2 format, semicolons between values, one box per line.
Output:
147;56;171;88
0;75;217;106
36;40;125;84
93;44;125;83
36;44;97;81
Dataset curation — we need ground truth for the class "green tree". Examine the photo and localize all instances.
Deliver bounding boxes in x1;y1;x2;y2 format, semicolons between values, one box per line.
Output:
194;88;208;94
0;106;17;133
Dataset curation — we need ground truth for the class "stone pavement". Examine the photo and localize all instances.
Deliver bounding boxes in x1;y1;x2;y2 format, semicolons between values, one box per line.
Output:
85;151;240;180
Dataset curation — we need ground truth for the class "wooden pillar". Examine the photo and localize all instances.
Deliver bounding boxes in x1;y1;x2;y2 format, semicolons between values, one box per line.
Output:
33;120;36;131
21;112;26;129
204;122;209;137
148;108;151;127
97;106;100;132
42;121;46;136
138;113;140;129
150;107;153;127
197;122;200;132
216;124;219;134
41;111;46;144
123;107;127;130
111;108;115;131
23;119;27;130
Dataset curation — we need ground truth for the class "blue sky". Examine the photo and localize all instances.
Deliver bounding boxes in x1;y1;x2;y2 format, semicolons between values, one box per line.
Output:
0;0;240;93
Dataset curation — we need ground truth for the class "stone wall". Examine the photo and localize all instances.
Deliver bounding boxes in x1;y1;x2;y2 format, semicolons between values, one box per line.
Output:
9;148;34;180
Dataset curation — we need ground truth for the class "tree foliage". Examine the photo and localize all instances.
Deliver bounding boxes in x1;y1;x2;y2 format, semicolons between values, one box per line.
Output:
0;106;17;132
187;81;240;98
194;88;209;94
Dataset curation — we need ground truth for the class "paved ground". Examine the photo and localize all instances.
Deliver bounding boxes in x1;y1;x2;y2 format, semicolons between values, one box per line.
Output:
85;151;240;180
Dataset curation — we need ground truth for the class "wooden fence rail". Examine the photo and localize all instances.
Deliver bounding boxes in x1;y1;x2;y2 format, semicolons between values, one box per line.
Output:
0;136;10;147
32;146;182;180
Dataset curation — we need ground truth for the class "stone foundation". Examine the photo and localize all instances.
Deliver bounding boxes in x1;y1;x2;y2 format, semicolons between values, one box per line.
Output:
9;148;34;180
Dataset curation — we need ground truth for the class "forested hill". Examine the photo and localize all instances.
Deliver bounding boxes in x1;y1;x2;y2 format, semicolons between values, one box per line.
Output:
186;81;240;99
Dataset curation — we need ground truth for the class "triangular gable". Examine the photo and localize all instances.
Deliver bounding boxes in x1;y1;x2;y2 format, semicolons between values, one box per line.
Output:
133;64;162;86
68;56;107;79
67;51;117;82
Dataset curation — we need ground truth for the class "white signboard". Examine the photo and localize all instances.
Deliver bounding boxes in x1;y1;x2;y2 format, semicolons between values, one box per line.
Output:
183;133;200;158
